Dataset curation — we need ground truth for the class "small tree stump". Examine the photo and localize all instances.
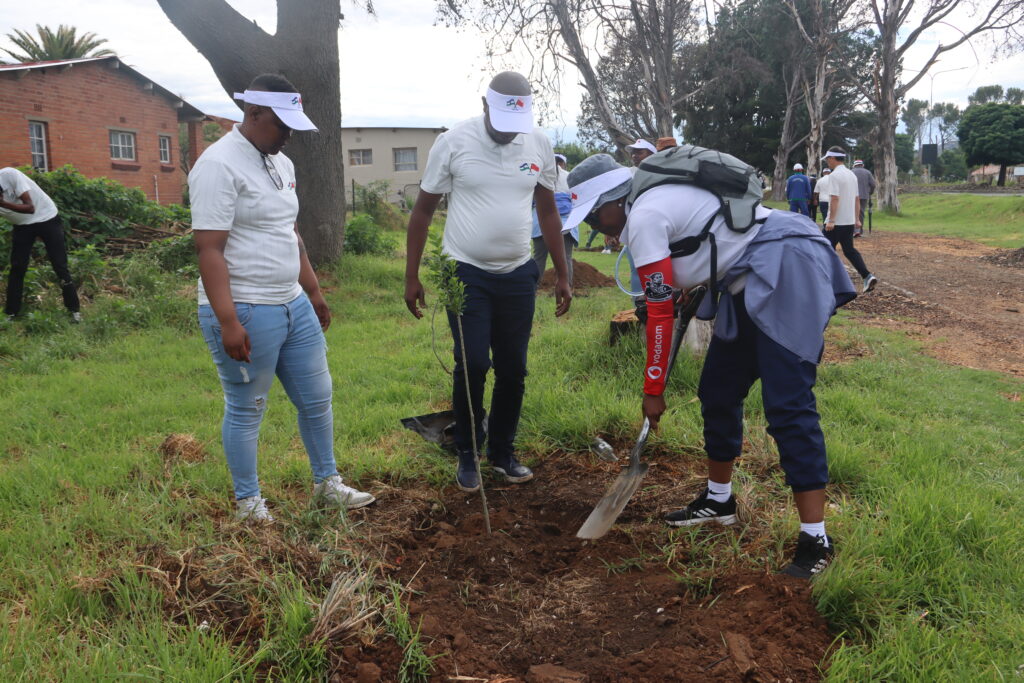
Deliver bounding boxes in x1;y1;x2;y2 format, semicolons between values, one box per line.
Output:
610;309;640;345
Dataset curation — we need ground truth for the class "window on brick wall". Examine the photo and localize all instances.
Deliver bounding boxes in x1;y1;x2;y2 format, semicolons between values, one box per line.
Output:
28;121;49;172
109;130;136;161
349;148;372;166
393;147;417;172
159;135;172;164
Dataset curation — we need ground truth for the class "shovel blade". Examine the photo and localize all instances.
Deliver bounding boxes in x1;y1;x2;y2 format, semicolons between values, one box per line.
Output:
575;462;650;539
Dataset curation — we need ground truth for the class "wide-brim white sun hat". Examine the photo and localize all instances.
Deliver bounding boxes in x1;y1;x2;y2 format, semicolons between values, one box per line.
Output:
233;90;318;131
563;154;634;233
485;87;534;134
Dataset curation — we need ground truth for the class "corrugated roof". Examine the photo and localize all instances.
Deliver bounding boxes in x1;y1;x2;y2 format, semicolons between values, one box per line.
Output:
0;56;206;121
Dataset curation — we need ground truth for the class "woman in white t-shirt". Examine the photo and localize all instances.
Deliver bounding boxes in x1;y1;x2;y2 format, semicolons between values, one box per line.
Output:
191;74;374;523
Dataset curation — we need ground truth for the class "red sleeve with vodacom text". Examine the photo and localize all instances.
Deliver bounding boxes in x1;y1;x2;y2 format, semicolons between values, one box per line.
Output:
637;257;675;396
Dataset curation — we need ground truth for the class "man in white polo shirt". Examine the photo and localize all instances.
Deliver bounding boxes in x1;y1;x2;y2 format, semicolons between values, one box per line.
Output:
404;71;571;493
1;166;81;321
822;146;877;293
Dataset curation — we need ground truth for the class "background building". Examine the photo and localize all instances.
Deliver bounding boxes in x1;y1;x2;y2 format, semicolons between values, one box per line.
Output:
342;126;446;204
0;56;208;205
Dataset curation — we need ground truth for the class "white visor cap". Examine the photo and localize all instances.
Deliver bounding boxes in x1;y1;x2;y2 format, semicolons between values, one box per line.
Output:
234;90;318;131
626;139;657;155
563;166;634;233
821;149;846;161
485;88;534;134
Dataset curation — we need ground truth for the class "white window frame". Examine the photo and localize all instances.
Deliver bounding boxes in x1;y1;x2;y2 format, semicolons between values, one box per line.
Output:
393;147;417;172
349;148;373;166
158;135;172;164
28;121;49;172
109;130;137;161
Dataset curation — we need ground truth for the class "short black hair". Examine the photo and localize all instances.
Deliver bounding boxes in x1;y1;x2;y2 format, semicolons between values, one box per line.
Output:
248;73;296;92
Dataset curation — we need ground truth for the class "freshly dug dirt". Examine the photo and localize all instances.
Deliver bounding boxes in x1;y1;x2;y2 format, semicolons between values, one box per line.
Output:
843;231;1024;377
981;246;1024;269
540;261;616;291
339;455;834;681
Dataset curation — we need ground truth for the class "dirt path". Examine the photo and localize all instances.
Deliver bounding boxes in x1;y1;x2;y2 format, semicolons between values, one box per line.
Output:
842;231;1023;377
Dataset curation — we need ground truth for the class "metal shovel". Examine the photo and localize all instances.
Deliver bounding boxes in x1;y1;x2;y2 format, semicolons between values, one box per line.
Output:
576;285;706;540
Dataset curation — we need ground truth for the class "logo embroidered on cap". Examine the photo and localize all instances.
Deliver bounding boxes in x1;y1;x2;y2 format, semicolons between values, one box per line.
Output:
291;96;301;106
571;192;578;201
505;97;525;110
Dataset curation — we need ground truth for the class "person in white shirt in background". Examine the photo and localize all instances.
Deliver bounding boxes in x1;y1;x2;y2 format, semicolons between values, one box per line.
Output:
191;73;375;523
531;153;576;287
404;71;571;493
813;167;831;226
0;166;81;322
822;146;877;293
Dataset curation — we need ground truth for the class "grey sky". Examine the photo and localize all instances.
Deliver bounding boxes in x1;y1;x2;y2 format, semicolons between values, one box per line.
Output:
1;0;1021;142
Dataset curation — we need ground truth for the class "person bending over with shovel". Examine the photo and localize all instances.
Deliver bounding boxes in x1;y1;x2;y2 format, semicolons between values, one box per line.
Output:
565;153;856;579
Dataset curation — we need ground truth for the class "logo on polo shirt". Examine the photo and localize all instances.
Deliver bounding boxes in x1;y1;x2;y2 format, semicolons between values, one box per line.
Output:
505;97;525;110
571;192;578;201
519;162;540;176
288;181;296;189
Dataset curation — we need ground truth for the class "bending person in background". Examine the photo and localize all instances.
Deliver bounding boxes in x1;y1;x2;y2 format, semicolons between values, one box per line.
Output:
1;166;80;322
191;73;375;523
565;153;856;580
532;153;575;288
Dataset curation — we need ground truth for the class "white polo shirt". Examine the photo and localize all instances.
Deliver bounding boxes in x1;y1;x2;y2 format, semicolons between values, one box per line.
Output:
814;173;831;203
622;184;766;291
189;125;303;306
0;167;59;225
420;115;556;273
825;164;858;225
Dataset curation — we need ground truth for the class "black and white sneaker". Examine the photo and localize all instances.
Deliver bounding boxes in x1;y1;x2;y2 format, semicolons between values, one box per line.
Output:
490;455;534;484
862;274;878;293
664;488;737;527
780;532;835;579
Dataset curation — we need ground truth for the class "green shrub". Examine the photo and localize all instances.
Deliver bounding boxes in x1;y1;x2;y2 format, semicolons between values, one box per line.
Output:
344;214;394;256
353;180;405;231
0;165;191;251
148;234;198;277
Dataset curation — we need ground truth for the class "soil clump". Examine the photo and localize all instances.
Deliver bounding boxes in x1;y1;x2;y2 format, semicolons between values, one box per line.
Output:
340;455;834;681
539;261;616;291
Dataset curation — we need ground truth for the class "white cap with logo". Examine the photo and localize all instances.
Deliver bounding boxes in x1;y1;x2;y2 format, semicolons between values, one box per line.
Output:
485;88;534;134
233;90;318;131
793;163;804;171
626;139;657;155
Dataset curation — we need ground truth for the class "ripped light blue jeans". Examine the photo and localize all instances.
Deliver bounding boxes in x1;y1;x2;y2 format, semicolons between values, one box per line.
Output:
198;293;338;499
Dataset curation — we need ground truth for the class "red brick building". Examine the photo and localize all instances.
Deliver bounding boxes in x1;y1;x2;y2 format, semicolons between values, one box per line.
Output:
0;56;211;205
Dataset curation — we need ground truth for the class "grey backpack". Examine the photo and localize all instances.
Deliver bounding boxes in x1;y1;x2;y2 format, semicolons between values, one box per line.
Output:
628;144;765;314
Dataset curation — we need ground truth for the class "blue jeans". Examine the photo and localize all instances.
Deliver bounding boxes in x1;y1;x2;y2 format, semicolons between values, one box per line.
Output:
448;260;538;460
198;293;337;499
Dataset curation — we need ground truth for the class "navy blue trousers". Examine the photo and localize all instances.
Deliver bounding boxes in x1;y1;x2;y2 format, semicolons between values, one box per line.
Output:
788;200;810;216
447;259;538;460
697;293;829;492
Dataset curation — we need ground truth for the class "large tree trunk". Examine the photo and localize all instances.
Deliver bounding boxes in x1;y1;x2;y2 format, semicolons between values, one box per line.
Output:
998;164;1008;187
157;0;346;266
803;59;827;176
772;72;804;201
872;0;901;213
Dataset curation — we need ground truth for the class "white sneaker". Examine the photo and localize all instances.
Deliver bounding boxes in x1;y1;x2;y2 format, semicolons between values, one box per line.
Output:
601;247;612;254
71;312;82;323
313;474;376;510
235;496;274;523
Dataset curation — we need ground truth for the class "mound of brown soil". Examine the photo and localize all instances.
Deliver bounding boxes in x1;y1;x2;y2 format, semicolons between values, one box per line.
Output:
342;455;834;681
539;260;616;290
981;246;1024;269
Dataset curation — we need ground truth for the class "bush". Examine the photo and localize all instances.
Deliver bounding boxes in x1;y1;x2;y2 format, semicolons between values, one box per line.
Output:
148;234;198;277
0;165;190;251
344;214;394;256
353;180;405;231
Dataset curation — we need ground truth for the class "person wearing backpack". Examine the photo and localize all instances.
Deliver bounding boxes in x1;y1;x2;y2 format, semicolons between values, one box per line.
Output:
564;151;857;580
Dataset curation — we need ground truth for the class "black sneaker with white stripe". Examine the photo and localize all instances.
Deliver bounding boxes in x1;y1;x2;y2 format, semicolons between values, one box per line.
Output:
780;532;835;579
664;488;737;527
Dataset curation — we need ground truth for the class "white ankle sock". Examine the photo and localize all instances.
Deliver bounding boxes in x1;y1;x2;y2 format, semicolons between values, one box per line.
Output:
706;479;731;503
800;521;828;545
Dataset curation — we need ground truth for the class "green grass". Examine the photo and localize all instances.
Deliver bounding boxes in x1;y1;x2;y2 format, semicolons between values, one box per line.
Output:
765;193;1024;247
0;242;1021;679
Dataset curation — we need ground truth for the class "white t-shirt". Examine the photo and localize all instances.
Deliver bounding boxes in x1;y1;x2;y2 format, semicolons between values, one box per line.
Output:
420;115;556;273
623;184;766;291
814;173;830;202
825;164;858;225
189;126;303;306
554;166;570;194
0;167;59;225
